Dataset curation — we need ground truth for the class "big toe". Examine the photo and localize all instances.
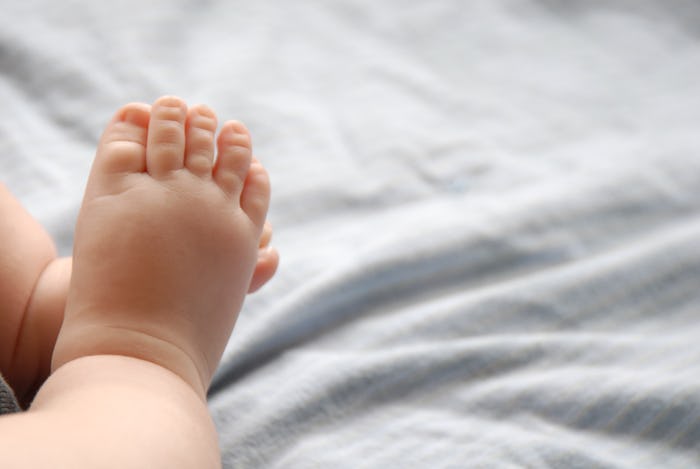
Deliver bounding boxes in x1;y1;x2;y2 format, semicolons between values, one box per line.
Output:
94;102;151;175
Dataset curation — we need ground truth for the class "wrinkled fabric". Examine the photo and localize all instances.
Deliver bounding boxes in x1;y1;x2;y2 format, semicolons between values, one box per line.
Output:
1;1;699;467
0;374;19;415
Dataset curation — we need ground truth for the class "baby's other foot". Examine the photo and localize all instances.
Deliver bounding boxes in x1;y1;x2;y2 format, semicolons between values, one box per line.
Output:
52;96;271;397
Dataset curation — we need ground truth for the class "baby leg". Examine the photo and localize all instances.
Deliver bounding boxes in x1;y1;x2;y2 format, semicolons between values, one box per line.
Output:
1;96;271;468
0;185;70;405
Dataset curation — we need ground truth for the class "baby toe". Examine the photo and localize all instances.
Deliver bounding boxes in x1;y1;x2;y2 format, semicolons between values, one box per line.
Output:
248;245;279;293
185;105;218;177
259;221;273;248
146;96;188;177
95;102;150;175
240;158;271;230
213;121;253;197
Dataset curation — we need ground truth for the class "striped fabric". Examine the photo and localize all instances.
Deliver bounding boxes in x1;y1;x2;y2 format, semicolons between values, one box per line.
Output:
210;162;700;468
0;374;19;415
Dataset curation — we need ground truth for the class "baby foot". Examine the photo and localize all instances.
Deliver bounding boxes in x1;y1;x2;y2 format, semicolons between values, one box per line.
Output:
52;96;271;397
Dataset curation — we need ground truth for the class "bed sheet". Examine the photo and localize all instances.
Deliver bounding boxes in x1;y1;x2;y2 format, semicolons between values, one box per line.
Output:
1;1;700;467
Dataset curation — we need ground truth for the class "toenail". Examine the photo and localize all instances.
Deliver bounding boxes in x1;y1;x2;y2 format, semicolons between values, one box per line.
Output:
229;121;248;134
122;108;149;126
221;131;247;147
192;114;217;130
156;96;186;109
194;106;216;118
155;105;186;122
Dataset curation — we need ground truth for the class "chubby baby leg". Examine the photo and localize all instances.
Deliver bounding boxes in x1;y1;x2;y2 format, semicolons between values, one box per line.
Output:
0;96;273;468
0;183;70;405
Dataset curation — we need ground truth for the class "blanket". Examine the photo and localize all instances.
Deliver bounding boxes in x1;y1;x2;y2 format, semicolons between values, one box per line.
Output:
1;1;699;467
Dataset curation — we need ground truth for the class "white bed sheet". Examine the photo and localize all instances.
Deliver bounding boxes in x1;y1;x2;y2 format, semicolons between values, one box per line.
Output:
1;1;700;467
